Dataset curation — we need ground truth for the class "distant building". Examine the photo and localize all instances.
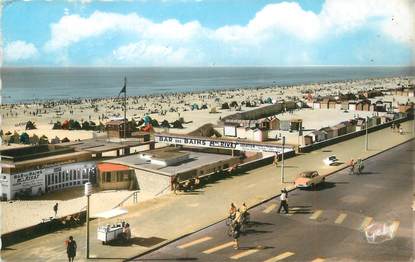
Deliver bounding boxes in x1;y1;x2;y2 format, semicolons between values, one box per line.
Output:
0;145;96;200
0;138;151;200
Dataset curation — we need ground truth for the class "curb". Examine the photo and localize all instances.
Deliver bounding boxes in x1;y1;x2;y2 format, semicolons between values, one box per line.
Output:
126;137;414;261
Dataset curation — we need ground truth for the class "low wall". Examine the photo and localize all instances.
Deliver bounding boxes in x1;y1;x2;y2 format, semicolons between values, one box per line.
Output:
299;116;411;153
1;211;87;249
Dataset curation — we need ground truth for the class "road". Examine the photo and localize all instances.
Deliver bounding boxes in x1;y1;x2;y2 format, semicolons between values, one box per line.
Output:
135;140;414;261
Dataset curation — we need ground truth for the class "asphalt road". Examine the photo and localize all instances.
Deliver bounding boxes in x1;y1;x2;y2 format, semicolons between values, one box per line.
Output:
135;140;414;262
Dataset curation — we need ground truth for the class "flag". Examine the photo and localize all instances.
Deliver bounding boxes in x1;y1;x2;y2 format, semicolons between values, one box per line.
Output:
118;77;127;97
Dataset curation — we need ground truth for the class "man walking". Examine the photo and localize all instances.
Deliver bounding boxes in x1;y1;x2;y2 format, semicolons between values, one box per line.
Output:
53;203;59;217
277;189;289;214
66;236;77;262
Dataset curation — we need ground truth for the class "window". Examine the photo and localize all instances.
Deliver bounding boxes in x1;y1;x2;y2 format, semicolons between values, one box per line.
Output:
59;172;62;183
123;173;130;181
105;172;111;183
200;170;204;175
77;170;80;180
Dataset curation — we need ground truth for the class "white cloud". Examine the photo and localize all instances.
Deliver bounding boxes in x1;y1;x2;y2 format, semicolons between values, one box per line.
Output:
214;0;414;46
45;11;203;51
320;0;415;44
4;41;38;62
41;0;414;65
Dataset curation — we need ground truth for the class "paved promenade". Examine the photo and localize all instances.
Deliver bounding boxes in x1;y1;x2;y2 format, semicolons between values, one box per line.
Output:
1;120;413;262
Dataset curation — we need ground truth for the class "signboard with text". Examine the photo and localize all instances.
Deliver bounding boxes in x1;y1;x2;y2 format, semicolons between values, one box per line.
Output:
155;134;293;153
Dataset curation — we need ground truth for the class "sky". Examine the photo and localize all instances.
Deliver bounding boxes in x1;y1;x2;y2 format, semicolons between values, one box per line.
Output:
2;0;415;66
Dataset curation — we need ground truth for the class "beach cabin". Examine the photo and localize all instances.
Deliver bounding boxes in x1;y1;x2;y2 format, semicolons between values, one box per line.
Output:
313;101;321;109
319;127;336;139
97;163;135;190
348;102;357;111
320;98;330;109
380;115;392;124
224;122;239;137
106;120;133;138
373;101;386;112
344;121;356;133
340;100;349;110
333;123;347;136
328;100;337;109
398;103;414;113
355;118;366;131
304;130;327;144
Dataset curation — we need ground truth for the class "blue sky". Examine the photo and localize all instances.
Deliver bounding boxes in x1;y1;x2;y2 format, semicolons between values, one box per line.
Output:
2;0;414;66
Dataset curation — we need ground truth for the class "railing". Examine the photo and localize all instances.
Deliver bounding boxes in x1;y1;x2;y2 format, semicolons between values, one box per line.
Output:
155;184;171;197
113;190;140;209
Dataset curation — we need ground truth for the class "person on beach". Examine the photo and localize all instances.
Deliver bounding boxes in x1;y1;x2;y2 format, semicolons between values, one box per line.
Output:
53;203;59;217
66;236;77;262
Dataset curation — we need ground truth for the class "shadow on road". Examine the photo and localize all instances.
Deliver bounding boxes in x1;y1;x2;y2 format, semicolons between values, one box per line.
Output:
137;258;198;261
109;236;166;248
243;229;272;235
248;221;274;226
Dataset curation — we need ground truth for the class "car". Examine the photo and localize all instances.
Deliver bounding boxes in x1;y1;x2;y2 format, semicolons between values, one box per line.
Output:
295;171;325;189
323;155;338;166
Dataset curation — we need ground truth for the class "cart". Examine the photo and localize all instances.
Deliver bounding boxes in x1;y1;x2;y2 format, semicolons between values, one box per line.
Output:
93;208;128;245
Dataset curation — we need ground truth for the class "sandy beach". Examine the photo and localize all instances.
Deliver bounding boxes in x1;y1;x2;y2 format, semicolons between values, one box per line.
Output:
1;76;413;143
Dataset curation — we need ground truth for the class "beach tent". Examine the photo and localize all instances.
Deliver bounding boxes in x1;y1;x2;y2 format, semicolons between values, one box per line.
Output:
143;116;152;124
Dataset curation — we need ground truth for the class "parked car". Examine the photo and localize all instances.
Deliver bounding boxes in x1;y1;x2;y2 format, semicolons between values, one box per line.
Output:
295;171;325;189
323;155;338;166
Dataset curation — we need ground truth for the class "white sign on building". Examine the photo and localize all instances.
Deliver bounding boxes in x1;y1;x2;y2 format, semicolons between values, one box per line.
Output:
155;134;293;153
10;170;45;198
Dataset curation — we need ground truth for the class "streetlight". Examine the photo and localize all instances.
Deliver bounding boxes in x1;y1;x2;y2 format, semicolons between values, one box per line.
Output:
84;182;92;259
281;136;285;183
365;116;369;151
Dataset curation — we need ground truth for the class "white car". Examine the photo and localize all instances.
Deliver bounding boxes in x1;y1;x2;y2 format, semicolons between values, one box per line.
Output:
323;155;338;166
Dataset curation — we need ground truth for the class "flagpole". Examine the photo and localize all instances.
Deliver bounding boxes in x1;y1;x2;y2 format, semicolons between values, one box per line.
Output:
124;77;127;141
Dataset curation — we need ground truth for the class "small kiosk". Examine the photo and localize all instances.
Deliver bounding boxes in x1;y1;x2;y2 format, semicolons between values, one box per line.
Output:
93;208;129;245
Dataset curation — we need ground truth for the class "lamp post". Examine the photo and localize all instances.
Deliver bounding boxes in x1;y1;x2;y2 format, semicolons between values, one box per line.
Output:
280;136;285;183
84;182;92;259
365;116;369;151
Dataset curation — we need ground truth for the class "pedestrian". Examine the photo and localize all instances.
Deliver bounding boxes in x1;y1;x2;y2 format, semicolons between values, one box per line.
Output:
66;236;77;262
53;203;59;217
277;189;289;214
274;153;278;167
232;221;241;250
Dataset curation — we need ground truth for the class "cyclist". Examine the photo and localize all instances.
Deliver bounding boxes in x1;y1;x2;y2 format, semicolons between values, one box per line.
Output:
229;202;237;221
240;202;249;223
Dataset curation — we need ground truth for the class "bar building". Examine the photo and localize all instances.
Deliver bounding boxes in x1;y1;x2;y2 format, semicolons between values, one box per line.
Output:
97;147;242;196
0;145;96;200
0;138;153;200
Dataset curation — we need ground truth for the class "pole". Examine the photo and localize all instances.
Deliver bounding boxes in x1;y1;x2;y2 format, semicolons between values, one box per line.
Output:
412;108;415;137
86;194;90;259
124;77;127;141
365;116;369;151
84;182;92;259
280;136;285;183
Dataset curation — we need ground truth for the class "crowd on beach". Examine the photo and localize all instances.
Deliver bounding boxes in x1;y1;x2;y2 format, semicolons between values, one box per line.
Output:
1;76;413;142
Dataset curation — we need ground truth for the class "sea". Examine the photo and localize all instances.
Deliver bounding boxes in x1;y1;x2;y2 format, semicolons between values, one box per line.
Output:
1;66;414;104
